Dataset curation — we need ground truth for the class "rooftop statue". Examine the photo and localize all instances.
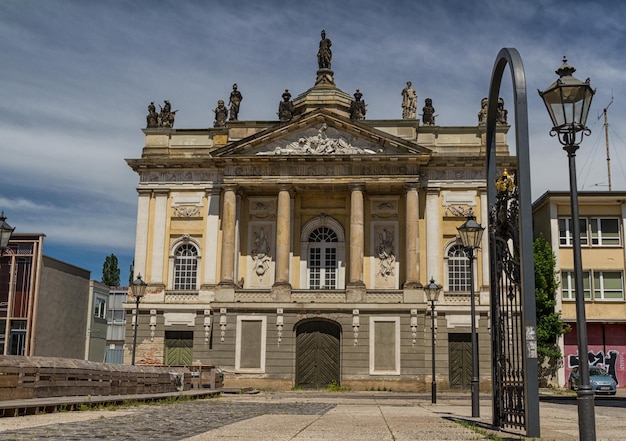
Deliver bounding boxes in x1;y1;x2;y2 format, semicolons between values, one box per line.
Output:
350;89;367;120
478;98;509;125
278;89;295;121
478;97;488;124
496;97;508;125
146;100;176;128
228;83;242;121
317;29;332;70
213;99;228;128
401;81;417;119
146;102;158;128
477;97;508;125
421;98;436;126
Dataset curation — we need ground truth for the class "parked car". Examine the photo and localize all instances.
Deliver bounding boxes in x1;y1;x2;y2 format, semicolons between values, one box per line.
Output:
569;367;617;395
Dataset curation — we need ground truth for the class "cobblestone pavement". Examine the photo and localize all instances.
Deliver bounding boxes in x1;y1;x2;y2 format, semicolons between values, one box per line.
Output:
0;400;336;440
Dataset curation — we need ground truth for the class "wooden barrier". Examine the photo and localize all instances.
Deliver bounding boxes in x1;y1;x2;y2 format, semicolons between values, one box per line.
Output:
0;356;191;401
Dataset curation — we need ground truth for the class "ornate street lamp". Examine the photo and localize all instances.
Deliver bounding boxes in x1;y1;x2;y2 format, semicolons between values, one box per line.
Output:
539;57;596;441
424;277;442;404
0;212;15;252
130;273;147;365
457;211;485;417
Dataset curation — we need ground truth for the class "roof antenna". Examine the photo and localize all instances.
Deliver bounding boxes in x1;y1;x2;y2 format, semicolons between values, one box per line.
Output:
597;95;614;190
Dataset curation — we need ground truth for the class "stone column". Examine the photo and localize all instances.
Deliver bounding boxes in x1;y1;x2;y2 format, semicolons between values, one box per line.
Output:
219;184;237;288
133;189;152;281
347;183;366;302
426;189;441;286
150;190;168;287
272;184;292;300
404;183;421;288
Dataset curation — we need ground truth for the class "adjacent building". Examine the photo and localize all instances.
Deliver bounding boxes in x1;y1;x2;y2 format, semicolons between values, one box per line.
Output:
533;191;626;388
0;234;91;358
126;34;514;389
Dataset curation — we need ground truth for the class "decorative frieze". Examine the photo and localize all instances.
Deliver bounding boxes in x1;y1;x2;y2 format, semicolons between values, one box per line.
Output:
140;170;219;183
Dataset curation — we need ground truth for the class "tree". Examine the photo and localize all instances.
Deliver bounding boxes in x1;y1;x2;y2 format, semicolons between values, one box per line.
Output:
129;260;134;286
102;253;121;286
534;235;570;385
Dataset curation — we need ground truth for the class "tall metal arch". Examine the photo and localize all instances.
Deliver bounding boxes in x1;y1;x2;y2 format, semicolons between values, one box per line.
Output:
486;48;540;438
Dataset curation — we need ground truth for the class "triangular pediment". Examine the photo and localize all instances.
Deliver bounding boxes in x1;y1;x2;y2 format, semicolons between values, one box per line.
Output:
212;110;430;158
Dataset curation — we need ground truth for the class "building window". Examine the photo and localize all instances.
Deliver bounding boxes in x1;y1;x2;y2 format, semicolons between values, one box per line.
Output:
174;243;198;290
590;218;620;246
308;227;338;289
593;271;624;300
561;270;623;301
559;217;620;247
448;245;470;292
94;297;106;319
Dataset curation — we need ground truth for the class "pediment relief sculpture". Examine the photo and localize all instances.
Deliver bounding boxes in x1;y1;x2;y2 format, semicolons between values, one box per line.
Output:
256;123;383;156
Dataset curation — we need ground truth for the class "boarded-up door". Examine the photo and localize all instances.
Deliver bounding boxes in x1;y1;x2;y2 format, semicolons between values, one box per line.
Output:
295;320;340;389
165;331;193;366
449;333;472;389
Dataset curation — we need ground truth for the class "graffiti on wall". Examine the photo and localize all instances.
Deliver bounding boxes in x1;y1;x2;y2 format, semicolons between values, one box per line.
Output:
567;350;620;384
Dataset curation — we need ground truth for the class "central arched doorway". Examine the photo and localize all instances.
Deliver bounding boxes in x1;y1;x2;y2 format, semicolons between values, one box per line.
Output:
295;319;341;389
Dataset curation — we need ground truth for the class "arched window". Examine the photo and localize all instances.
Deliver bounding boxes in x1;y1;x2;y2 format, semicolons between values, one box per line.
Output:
174;243;198;290
447;244;470;292
308;227;338;289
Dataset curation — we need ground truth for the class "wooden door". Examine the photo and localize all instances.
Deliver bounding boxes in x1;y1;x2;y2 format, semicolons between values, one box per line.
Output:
449;333;472;389
295;320;340;388
165;331;193;366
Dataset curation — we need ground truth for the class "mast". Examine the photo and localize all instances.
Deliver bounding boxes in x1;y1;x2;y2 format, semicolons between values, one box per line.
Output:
601;98;613;190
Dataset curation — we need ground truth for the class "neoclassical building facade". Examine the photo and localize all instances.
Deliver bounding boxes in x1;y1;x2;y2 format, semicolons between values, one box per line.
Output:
126;36;513;390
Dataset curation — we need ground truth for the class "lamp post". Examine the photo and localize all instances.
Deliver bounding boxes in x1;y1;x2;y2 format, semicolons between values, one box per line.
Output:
424;277;442;404
130;273;147;365
0;212;15;253
457;211;485;418
539;57;596;441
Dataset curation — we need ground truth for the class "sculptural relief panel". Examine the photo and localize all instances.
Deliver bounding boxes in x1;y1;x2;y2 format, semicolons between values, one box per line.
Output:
247;222;275;288
370;222;399;289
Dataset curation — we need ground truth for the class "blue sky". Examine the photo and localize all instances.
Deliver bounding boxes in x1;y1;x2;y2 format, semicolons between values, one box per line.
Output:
1;0;625;283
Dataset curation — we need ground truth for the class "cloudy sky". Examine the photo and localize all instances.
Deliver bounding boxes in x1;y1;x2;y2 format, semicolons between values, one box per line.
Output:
1;0;625;283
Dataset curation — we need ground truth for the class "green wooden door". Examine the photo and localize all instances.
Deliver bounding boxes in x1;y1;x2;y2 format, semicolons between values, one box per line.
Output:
449;333;472;389
295;320;340;389
165;331;193;366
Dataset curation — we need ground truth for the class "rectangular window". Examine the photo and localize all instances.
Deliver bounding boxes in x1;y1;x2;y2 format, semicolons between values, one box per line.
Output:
590;218;620;246
558;218;588;246
561;271;591;300
593;271;624;300
94;297;106;319
559;217;620;247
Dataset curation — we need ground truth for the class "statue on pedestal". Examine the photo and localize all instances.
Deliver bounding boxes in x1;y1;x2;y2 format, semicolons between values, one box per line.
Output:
213;100;228;127
350;89;367;120
422;98;436;126
401;81;417;119
228;84;242;121
278;89;294;121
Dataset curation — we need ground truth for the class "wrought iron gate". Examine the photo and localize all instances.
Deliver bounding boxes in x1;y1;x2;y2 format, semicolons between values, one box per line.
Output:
486;48;539;437
490;172;526;428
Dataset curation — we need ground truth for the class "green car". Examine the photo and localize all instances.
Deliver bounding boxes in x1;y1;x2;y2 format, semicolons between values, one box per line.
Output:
569;367;617;395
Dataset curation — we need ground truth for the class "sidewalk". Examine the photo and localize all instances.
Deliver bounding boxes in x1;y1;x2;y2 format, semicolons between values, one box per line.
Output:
184;390;626;441
1;389;625;440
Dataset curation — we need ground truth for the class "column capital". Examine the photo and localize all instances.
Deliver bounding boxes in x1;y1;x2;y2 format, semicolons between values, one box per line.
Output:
277;183;294;195
405;182;420;192
349;182;366;193
221;183;238;192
